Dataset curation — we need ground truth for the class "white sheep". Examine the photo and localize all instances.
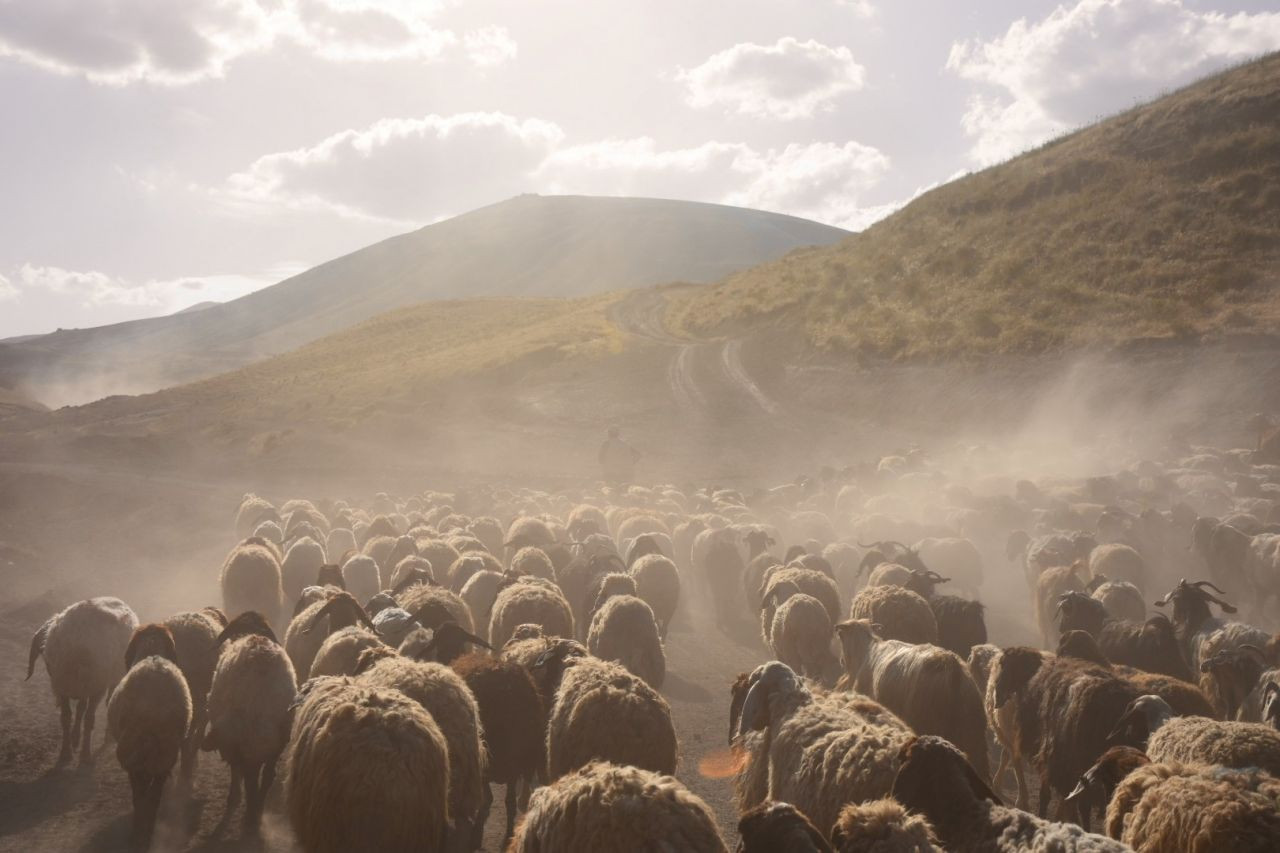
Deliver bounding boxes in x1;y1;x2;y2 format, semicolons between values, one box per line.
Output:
27;596;138;765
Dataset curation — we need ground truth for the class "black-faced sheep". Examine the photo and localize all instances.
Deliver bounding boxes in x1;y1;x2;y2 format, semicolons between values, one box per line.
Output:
901;569;987;660
27;596;138;765
283;591;377;679
733;661;912;836
510;761;729;852
1055;591;1191;680
547;655;677;781
835;620;989;779
890;736;1129;852
284;677;451;853
1107;693;1280;775
451;650;545;845
737;801;832;853
107;625;192;848
204;611;298;826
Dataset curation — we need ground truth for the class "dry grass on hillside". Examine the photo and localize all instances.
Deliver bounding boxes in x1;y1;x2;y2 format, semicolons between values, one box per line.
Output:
69;295;623;434
671;54;1280;359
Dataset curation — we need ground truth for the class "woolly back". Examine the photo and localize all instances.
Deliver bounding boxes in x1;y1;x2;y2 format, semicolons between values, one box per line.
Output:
831;798;940;853
285;679;449;853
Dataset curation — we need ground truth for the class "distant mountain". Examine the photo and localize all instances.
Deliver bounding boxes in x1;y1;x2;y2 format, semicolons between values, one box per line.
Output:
0;195;845;406
671;53;1280;358
171;301;220;315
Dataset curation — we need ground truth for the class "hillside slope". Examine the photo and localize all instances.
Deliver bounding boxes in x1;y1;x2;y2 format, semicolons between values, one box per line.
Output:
0;195;845;406
671;54;1280;359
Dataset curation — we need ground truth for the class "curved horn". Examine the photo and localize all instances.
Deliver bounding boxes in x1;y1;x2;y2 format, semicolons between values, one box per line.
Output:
736;679;766;740
303;595;340;634
463;630;493;651
1191;580;1226;593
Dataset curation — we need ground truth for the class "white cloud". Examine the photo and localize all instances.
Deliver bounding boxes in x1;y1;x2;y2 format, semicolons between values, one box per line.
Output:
0;0;511;85
13;263;295;311
537;137;891;230
465;26;517;68
226;112;564;222
0;273;18;303
678;37;866;120
947;0;1280;164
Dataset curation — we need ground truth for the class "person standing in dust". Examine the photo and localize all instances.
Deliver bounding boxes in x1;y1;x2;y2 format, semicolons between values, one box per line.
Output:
599;426;641;484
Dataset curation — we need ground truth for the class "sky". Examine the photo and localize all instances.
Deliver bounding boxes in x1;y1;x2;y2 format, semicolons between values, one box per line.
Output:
2;0;1279;337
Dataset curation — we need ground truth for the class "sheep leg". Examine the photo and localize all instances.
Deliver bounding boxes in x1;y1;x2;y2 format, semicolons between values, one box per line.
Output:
993;745;1010;788
1014;760;1030;811
57;698;73;765
225;763;243;815
70;699;86;755
1036;779;1051;819
471;783;492;850
134;771;166;848
79;694;100;765
180;708;204;782
255;760;278;823
504;780;518;843
242;761;262;828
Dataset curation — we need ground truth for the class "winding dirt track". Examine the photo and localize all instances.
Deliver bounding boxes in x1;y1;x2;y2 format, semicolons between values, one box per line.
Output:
608;290;780;422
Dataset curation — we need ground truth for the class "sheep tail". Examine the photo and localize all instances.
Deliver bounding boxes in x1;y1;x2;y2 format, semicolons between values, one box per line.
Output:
26;618;52;681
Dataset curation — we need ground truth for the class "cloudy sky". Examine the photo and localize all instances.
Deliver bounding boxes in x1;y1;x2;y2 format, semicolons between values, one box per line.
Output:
2;0;1279;337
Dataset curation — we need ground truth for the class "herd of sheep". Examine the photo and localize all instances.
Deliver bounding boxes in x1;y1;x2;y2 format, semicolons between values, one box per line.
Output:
22;434;1280;851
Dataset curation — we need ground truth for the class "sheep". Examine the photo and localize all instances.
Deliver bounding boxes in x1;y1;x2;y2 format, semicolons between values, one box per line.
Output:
460;569;505;641
1153;579;1270;711
400;620;493;665
890;736;1129;852
504;516;557;558
736;801;833;853
830;798;942;853
629;553;681;639
339;553;381;607
1197;645;1279;720
914;536;984;596
204;611;297;826
308;625;384;677
488;575;574;650
764;582;837;682
1103;758;1280;851
355;649;487;846
835;619;989;779
252;519;283;546
866;562;916;589
235;493;277;538
284;677;451;853
1062;745;1152;819
699;529;747;630
1087;543;1146;592
587;591;666;689
451;651;545;845
992;646;1141;822
283;591;377;679
586;571;639;627
1035;561;1085;649
547;655;677;781
510;761;729;852
501;631;587;711
388;554;434;590
107;625;192;848
324;527;356;561
1204;523;1280;618
1107;694;1280;774
399;581;475;633
511;546;556;581
280;536;327;604
1087;577;1146;624
162;608;224;780
1055;591;1192;680
848;584;938;645
970;643;1032;809
27;596;138;765
761;565;841;627
449;551;504;594
901;569;988;660
220;542;285;629
733;661;912;835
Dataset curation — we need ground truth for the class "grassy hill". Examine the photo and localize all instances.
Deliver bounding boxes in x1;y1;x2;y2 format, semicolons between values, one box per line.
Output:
670;54;1280;359
0;195;845;406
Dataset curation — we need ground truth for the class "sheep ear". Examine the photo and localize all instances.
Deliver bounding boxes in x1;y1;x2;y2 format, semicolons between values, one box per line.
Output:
961;753;1002;805
304;597;337;634
736;680;768;739
464;631;493;651
26;618;52;681
124;630;144;671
